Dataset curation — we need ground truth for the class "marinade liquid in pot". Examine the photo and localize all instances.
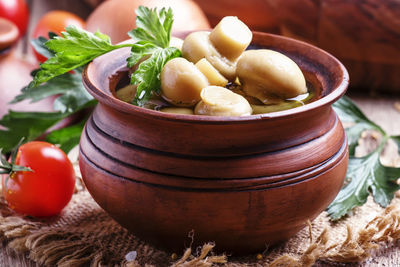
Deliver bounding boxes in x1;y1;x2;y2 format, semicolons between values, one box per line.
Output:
109;68;320;115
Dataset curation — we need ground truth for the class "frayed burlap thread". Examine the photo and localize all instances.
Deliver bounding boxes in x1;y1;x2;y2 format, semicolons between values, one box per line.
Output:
171;243;227;267
265;202;400;267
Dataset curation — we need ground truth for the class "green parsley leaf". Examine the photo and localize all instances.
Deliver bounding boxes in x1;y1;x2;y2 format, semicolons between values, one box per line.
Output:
0;111;69;153
1;6;183;151
328;96;400;220
31;26;133;87
131;47;181;106
12;68;93;113
126;42;157;67
128;6;173;48
333;96;384;156
127;7;181;106
46;119;87;154
30;33;56;59
391;136;400;154
0;63;96;153
327;141;400;220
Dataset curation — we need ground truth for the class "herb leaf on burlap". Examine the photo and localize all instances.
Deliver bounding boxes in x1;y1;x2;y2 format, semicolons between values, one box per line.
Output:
333;96;384;156
327;141;400;220
328;97;400;220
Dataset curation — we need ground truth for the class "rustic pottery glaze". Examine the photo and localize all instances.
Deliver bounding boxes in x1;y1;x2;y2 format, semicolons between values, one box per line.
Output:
79;32;349;254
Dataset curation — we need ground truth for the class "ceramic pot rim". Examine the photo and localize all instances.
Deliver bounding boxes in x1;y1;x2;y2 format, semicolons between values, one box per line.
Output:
83;31;349;123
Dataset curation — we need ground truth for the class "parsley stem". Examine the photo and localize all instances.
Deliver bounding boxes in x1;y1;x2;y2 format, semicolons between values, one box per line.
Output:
113;44;136;49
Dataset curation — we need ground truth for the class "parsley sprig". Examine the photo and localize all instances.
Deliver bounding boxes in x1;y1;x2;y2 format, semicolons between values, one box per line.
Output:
30;6;180;106
328;96;400;220
0;38;96;154
30;29;133;87
127;6;181;105
0;6;180;153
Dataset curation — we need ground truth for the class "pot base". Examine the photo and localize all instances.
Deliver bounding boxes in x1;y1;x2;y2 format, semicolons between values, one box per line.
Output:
79;128;347;254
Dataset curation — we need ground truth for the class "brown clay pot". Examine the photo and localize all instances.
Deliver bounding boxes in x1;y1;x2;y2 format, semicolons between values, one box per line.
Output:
79;32;349;254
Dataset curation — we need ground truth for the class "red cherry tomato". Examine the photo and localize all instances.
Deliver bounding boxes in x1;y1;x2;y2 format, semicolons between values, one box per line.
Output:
0;0;29;37
1;142;75;217
32;10;85;63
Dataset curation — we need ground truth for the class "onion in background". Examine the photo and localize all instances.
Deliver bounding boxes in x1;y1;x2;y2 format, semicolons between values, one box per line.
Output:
85;0;210;44
193;0;279;33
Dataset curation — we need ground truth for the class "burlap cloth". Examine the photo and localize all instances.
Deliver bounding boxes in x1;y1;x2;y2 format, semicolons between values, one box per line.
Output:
1;136;400;267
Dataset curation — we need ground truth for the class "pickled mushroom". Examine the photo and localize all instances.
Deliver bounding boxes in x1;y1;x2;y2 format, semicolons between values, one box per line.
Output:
115;84;137;103
181;31;212;64
195;86;252;116
114;15;313;116
236;49;307;103
181;31;237;81
195;58;228;87
161;57;209;107
209;16;252;60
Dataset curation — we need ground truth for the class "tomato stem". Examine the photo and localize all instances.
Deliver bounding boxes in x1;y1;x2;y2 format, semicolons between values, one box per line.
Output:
0;138;33;194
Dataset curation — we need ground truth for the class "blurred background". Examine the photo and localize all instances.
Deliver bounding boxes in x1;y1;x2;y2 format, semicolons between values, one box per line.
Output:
0;0;399;119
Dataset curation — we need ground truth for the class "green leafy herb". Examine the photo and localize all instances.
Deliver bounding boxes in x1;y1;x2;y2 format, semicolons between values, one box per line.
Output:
30;32;57;59
0;35;95;154
30;6;180;107
333;95;384;156
130;47;181;106
392;135;400;153
0;67;96;153
30;26;134;87
328;96;400;220
13;67;93;113
0;111;69;153
0;6;181;153
127;6;181;106
128;6;173;48
46;119;87;154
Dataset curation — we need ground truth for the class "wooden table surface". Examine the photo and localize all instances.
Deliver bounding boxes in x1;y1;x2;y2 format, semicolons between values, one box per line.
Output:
1;95;399;267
